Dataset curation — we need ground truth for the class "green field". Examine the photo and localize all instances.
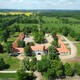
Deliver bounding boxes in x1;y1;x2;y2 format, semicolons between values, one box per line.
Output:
0;53;20;70
7;32;21;42
75;43;80;56
67;35;75;41
0;73;16;79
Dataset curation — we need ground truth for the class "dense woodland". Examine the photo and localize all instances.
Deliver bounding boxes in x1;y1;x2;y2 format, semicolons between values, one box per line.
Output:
0;12;80;44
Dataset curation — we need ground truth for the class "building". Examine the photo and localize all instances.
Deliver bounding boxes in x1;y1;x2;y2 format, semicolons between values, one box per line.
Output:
31;45;48;55
12;33;24;54
12;33;48;56
56;35;70;55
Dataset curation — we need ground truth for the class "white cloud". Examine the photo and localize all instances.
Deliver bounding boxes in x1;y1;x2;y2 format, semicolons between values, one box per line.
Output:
59;0;67;2
18;0;23;3
68;2;73;5
10;0;23;3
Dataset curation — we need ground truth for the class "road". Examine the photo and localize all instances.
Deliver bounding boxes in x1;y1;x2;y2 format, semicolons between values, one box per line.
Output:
0;71;31;73
59;36;77;60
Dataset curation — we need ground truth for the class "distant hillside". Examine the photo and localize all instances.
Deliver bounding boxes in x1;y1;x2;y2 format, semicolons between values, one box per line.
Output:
0;9;80;12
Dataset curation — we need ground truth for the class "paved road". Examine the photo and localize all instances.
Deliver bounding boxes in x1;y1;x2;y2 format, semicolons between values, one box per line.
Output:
0;71;31;73
64;41;80;44
59;36;77;60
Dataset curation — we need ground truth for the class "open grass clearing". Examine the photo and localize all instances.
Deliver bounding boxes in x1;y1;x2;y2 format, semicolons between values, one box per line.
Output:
7;32;21;42
67;35;75;41
11;32;21;37
0;53;20;70
7;37;17;42
75;43;80;56
0;73;16;79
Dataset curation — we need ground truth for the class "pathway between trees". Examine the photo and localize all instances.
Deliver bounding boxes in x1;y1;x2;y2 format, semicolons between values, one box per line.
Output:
59;36;77;60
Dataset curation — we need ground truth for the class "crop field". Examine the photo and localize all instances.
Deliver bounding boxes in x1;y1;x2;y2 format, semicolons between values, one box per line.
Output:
0;12;32;16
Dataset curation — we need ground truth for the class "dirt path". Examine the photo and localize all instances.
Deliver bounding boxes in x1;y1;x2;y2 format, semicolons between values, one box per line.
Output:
59;36;77;60
34;71;43;80
63;56;80;63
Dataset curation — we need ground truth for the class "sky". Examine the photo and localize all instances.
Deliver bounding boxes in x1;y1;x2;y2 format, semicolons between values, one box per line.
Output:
0;0;80;10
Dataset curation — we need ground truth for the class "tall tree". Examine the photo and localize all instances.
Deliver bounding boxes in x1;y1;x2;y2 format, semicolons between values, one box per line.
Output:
5;43;12;53
30;57;37;71
50;60;63;77
48;46;57;53
37;56;50;72
34;32;44;43
24;46;32;56
16;69;27;80
21;58;30;70
49;53;59;60
73;63;80;75
64;63;73;76
0;58;6;70
0;44;3;53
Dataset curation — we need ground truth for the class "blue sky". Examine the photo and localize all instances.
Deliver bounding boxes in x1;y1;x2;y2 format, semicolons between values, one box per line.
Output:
0;0;80;10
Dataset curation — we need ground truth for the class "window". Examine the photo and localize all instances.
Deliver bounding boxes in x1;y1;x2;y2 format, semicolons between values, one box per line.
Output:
38;53;41;55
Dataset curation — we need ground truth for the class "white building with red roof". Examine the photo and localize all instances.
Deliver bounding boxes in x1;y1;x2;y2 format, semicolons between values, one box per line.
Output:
56;35;70;55
31;45;48;55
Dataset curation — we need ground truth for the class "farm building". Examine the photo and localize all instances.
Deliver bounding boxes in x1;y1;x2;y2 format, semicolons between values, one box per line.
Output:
12;33;48;56
12;33;24;54
56;35;70;55
31;45;48;55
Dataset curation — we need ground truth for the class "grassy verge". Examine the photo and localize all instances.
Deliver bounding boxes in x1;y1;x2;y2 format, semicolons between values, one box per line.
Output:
0;53;20;70
67;35;75;41
0;73;16;79
75;43;80;56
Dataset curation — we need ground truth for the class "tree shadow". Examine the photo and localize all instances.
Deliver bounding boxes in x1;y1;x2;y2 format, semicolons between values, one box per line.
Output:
0;64;10;70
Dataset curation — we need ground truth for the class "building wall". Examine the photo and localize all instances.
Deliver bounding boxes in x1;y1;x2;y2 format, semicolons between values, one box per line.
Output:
59;52;71;56
32;50;46;55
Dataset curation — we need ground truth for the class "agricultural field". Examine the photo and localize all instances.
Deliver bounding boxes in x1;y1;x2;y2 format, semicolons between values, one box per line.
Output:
0;12;32;16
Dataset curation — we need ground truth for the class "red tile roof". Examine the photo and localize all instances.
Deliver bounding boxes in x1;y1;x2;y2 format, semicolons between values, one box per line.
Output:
12;33;24;48
56;35;69;53
31;45;47;51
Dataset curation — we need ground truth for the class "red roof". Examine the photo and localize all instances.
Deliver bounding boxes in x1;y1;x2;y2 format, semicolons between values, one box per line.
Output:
12;33;24;48
31;45;47;51
13;48;24;53
56;35;69;53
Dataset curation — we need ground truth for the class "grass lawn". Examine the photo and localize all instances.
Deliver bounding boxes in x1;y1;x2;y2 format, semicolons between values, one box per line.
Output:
7;32;21;42
75;43;80;56
7;37;17;42
67;35;75;41
0;53;20;70
0;73;16;79
11;32;21;37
